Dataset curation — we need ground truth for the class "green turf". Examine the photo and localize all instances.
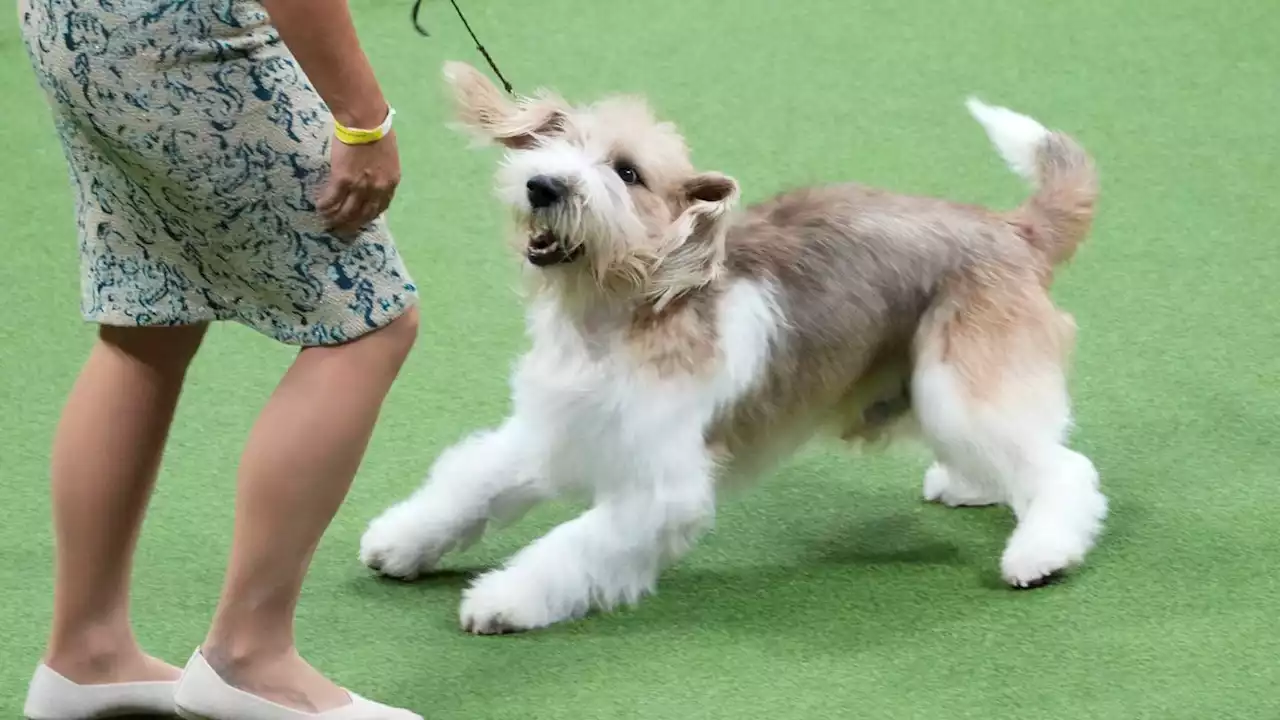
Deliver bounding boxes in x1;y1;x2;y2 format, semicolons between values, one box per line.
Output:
3;0;1279;717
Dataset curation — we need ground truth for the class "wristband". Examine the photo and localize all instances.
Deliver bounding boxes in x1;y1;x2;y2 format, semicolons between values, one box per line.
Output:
334;106;396;146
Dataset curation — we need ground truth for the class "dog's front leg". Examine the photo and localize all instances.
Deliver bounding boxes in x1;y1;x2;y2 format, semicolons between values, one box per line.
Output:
359;415;554;579
458;445;717;634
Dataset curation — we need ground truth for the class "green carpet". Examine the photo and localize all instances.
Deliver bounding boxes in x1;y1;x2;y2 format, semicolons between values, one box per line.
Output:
3;1;1278;717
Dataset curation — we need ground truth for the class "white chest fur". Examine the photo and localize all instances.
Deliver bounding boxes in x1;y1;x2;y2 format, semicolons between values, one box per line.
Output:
509;279;782;492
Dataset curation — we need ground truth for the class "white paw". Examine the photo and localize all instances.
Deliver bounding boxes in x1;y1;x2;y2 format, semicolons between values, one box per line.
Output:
1001;523;1085;588
360;499;482;580
1001;487;1107;588
359;502;435;579
922;463;1002;507
459;566;585;635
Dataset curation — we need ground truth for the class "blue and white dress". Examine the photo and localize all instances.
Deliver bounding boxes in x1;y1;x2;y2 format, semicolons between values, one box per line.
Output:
19;0;418;346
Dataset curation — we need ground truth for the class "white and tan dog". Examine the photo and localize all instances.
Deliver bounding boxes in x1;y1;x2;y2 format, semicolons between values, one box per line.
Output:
361;61;1107;634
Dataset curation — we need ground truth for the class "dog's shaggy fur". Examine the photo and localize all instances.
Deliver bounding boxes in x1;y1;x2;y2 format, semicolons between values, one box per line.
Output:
361;62;1107;634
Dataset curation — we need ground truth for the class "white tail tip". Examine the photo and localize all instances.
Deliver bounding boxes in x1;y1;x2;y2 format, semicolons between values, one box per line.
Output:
966;97;1049;181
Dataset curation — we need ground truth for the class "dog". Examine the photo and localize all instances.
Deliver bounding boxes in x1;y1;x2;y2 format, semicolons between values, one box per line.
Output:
360;61;1107;634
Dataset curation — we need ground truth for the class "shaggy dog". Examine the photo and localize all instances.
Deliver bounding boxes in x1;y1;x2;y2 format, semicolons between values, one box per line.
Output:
360;61;1107;634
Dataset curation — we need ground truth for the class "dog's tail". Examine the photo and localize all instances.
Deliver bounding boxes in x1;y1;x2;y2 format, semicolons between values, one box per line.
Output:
966;98;1098;266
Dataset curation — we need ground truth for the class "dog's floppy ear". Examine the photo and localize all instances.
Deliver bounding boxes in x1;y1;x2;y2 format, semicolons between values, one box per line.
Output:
442;61;565;149
648;171;741;311
682;172;739;211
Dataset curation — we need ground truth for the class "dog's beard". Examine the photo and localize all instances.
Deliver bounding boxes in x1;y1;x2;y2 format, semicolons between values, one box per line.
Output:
518;194;653;286
524;207;585;268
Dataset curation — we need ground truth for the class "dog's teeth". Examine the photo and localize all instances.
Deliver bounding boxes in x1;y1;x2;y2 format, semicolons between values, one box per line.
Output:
529;230;559;251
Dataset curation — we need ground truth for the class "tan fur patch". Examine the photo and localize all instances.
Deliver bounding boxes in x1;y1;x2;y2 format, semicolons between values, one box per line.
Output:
627;295;718;377
443;61;568;149
918;264;1076;400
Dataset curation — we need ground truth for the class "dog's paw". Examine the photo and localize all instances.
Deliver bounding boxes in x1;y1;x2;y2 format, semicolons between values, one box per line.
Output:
922;463;1001;507
459;567;584;635
1001;501;1105;588
1002;456;1107;588
1001;524;1085;588
359;500;460;580
459;569;550;635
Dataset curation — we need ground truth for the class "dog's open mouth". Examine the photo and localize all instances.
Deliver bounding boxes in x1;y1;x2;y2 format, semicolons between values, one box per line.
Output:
526;230;584;267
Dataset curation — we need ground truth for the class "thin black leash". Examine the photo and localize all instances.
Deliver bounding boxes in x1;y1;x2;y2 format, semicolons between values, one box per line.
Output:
411;0;516;96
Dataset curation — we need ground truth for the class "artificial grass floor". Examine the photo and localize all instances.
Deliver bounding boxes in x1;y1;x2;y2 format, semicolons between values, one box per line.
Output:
3;0;1279;717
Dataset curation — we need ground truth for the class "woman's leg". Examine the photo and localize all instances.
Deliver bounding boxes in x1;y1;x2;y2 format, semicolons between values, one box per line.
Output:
44;324;208;683
201;306;419;712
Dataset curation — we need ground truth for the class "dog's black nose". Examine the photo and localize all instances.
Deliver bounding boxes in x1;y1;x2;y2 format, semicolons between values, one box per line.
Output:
526;175;566;209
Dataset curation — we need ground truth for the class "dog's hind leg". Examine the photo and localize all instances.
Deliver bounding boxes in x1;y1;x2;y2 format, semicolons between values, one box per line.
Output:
457;440;717;634
912;270;1107;588
359;416;555;579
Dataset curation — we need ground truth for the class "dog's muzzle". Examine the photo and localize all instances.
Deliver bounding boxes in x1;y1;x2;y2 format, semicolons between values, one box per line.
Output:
527;230;584;267
523;176;584;267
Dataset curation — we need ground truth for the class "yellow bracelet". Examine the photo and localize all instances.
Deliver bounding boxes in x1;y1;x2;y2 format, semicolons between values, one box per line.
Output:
333;107;396;146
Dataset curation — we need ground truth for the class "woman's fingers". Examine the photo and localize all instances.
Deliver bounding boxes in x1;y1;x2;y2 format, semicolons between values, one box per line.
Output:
371;190;393;220
327;186;368;234
329;188;396;236
317;175;351;218
361;197;387;227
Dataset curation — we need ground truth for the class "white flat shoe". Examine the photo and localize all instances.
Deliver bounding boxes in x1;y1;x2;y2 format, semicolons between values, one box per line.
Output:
23;663;178;719
173;649;422;720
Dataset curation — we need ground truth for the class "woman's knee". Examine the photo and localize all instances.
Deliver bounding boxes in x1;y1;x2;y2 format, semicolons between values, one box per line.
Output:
383;304;420;358
302;306;418;371
358;305;419;368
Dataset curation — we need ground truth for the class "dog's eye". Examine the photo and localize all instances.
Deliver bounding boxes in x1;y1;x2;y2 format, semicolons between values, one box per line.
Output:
613;161;643;187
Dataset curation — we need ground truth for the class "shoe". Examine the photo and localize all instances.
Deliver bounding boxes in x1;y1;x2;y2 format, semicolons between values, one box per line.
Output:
23;663;178;719
173;649;422;720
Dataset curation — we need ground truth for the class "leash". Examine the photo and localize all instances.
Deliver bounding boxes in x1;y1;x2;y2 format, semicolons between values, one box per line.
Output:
411;0;516;96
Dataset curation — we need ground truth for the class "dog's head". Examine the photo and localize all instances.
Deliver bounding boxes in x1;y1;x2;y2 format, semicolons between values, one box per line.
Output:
443;61;739;309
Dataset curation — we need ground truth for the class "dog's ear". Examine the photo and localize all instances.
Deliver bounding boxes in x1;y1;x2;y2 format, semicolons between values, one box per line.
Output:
648;171;741;311
441;61;565;149
682;172;739;211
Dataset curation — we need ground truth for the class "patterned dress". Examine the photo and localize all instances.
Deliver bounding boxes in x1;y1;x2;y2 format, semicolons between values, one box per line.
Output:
18;0;418;346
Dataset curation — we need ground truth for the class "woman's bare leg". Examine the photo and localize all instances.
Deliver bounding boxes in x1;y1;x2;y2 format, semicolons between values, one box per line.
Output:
201;307;419;712
44;324;208;684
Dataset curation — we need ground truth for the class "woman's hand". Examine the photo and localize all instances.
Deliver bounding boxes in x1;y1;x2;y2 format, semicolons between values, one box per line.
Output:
318;130;401;236
261;0;400;237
